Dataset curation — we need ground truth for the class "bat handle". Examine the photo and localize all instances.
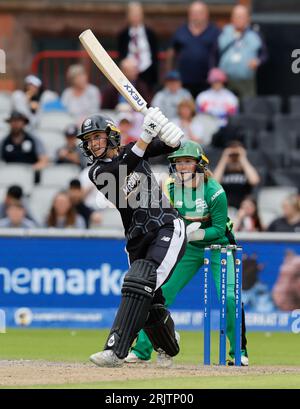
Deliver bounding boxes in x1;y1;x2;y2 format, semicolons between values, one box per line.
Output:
141;106;149;116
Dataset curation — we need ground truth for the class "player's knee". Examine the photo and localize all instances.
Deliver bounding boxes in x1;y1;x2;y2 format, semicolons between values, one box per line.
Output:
123;259;157;298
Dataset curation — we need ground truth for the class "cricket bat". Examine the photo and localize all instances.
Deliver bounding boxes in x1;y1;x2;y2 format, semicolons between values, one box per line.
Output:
79;29;148;115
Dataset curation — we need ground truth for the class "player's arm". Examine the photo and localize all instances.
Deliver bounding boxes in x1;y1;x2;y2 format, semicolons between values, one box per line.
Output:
144;137;181;158
203;189;228;241
90;108;170;181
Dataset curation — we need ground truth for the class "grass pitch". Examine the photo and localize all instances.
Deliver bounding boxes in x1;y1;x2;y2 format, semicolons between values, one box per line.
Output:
0;329;299;389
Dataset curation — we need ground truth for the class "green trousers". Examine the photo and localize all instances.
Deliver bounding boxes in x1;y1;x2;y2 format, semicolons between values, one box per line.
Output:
131;243;247;360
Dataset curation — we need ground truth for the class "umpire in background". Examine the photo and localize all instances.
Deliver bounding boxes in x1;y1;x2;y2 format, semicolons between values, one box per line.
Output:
77;107;186;367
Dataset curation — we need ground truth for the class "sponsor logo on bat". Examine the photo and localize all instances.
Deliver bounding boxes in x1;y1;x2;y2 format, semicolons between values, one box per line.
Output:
123;84;145;106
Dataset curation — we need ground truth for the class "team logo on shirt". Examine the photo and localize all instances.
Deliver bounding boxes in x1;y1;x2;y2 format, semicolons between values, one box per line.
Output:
122;171;141;198
211;188;224;202
195;198;208;211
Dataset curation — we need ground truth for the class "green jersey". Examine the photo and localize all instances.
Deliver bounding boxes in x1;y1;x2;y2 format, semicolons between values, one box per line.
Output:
164;176;235;247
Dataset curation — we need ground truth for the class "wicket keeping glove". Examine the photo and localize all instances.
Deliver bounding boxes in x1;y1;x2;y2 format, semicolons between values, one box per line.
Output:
159;122;184;148
141;107;168;144
186;222;205;242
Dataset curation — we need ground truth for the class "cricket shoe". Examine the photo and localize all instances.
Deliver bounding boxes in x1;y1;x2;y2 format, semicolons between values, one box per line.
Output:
156;331;180;368
125;351;151;364
89;350;124;367
227;356;249;366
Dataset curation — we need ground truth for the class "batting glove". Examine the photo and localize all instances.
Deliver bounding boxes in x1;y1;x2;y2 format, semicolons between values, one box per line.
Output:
186;222;205;242
159;122;184;147
141;107;168;144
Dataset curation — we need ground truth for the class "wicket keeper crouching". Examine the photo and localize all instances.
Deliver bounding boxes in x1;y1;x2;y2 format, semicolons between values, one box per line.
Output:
77;107;186;367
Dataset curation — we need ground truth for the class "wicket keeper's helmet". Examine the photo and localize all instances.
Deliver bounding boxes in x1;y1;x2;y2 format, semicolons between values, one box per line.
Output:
168;141;209;175
77;114;121;159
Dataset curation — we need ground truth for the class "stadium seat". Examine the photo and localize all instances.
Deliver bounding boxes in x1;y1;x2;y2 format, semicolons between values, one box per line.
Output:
36;111;74;132
40;164;80;188
273;114;300;134
259;209;280;229
230;114;268;133
203;147;222;170
97;208;123;230
288;151;300;167
28;185;59;225
242;130;273;151
269;168;300;188
257;186;298;227
196;113;220;145
262;151;285;170
0;121;10;140
242;96;281;121
0;186;7;202
289;96;300;114
247;150;265;167
0;92;12;117
34;129;65;160
0;163;34;194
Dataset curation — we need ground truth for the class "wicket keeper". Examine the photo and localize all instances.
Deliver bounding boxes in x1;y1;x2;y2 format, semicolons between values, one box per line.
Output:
127;141;249;366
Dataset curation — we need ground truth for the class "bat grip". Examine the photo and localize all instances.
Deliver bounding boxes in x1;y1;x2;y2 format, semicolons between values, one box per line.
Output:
141;106;149;116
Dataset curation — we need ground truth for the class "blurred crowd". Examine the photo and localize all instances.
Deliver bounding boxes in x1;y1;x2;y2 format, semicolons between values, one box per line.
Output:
0;1;299;232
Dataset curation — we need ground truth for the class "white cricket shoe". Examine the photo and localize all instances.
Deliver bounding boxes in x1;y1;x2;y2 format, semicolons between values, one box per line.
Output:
228;355;249;366
156;331;180;368
125;351;151;364
241;356;249;366
89;350;124;367
156;350;174;368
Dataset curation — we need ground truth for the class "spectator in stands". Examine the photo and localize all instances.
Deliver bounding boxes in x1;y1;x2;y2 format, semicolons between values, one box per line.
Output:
166;1;220;98
117;113;137;145
0;185;33;221
217;5;267;97
151;71;192;120
61;64;101;123
171;99;207;145
68;179;102;228
115;102;144;141
55;124;85;168
102;57;150;109
213;140;260;209
117;1;158;92
267;194;300;233
0;203;36;228
46;191;86;229
1;111;49;171
196;67;239;127
234;196;263;232
11;74;58;129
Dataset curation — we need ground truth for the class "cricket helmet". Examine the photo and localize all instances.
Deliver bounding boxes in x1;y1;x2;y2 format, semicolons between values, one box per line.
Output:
77;114;121;159
168;141;209;176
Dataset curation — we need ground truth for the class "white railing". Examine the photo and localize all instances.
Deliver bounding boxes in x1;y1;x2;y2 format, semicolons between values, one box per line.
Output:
0;228;299;243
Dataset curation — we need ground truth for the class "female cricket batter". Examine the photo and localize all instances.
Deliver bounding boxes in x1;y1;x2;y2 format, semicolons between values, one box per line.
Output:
77;107;186;367
126;140;249;366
